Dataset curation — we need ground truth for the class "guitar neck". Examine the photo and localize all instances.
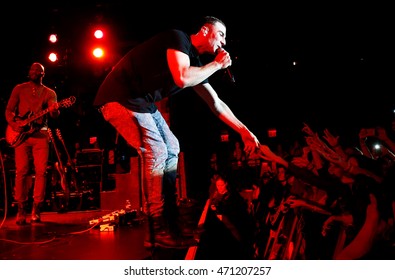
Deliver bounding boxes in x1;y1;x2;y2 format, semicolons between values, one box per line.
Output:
19;96;76;127
60;139;74;167
21;108;50;126
56;129;74;168
48;129;64;169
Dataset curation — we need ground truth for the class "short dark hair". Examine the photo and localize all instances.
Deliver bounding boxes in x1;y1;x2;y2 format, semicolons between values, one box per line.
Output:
203;16;226;28
188;16;226;33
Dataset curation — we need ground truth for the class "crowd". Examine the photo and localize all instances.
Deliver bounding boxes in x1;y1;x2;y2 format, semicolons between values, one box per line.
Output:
208;121;395;259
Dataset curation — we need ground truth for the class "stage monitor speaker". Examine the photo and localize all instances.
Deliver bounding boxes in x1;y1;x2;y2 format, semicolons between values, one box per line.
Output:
100;157;141;211
76;149;103;166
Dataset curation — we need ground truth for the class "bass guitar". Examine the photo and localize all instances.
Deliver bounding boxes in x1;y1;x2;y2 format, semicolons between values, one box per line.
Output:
56;128;80;194
48;127;69;211
5;96;76;148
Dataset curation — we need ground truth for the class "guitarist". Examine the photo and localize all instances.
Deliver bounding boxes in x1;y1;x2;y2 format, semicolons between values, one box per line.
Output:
5;62;60;225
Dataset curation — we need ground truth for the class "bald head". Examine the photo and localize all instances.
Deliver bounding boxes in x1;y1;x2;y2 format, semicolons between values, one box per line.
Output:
31;62;44;73
28;62;45;83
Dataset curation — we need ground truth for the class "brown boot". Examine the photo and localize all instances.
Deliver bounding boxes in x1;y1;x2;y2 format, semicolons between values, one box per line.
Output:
144;216;197;249
31;202;42;223
170;215;199;238
16;202;27;226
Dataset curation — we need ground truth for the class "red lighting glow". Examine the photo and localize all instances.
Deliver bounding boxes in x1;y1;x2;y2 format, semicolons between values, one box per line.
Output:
268;129;277;138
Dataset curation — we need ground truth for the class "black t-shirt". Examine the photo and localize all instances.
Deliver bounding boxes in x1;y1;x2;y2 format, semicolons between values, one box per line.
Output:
93;29;208;113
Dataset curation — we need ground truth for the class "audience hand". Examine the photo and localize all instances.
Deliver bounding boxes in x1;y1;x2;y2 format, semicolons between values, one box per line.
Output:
291;156;310;168
323;128;339;148
359;128;375;139
302;122;315;136
375;127;389;141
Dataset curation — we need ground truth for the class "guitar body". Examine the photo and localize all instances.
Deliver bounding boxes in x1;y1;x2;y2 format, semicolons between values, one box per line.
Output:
48;128;70;212
55;128;80;193
49;127;82;212
5;112;41;148
55;161;68;193
4;96;76;148
5;125;26;148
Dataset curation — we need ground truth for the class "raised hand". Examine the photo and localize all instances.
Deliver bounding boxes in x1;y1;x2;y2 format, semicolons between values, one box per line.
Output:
375;127;388;140
323;128;339;148
302;122;315;136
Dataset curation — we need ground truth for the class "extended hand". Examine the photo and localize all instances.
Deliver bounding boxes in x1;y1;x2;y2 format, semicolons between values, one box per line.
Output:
242;131;260;156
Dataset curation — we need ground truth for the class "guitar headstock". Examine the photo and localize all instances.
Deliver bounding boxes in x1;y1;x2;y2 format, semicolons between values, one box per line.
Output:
47;127;54;139
56;128;63;141
59;96;76;108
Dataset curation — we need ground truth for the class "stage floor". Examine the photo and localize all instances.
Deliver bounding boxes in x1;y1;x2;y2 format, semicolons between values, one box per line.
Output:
0;197;252;260
1;210;153;260
0;203;200;260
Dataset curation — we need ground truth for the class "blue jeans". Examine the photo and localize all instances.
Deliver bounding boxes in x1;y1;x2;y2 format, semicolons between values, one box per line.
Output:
101;102;180;218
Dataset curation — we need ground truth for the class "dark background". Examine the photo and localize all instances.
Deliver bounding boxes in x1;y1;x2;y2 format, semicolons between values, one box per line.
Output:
1;2;394;199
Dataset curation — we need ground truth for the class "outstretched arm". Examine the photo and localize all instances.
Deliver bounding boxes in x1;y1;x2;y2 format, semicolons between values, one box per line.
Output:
167;48;230;88
193;83;260;155
334;194;380;260
258;144;289;168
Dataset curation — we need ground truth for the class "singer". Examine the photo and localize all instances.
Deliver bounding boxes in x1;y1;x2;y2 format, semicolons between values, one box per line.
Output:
93;16;260;250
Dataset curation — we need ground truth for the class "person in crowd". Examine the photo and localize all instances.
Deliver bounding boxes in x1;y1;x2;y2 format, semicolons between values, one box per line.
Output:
209;172;255;259
257;165;295;259
92;16;260;249
5;62;60;225
231;140;247;168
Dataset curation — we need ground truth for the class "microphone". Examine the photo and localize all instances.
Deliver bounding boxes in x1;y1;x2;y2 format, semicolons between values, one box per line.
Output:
226;68;235;83
216;47;236;83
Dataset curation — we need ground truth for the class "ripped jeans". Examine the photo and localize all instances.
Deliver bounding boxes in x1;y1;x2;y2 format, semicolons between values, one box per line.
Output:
100;102;180;218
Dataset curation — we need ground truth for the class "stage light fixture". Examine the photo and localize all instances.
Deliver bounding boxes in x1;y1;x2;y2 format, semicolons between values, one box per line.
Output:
48;52;58;63
94;29;104;39
92;47;105;59
49;34;58;43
